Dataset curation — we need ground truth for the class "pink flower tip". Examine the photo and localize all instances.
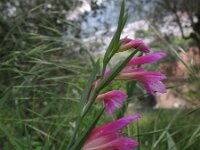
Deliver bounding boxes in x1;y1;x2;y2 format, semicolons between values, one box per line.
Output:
104;68;111;77
126;51;167;66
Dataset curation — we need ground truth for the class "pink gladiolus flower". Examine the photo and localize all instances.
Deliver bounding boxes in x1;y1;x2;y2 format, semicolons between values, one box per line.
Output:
81;114;140;150
119;38;150;53
96;90;128;115
117;68;167;95
126;52;166;67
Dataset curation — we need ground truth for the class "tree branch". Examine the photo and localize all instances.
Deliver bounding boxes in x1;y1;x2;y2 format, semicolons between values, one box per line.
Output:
170;2;191;40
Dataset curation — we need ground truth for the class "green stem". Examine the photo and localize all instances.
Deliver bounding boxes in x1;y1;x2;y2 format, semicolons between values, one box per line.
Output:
67;117;83;149
137;119;140;150
81;90;99;118
67;89;99;149
100;63;106;80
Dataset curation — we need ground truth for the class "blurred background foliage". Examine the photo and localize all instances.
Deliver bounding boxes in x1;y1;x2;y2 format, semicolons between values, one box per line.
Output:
0;0;200;150
0;1;92;149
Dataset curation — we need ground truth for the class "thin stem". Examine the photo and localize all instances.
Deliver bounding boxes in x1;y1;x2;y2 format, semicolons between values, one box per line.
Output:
137;119;140;150
67;88;99;149
81;89;99;118
100;63;106;80
67;117;83;149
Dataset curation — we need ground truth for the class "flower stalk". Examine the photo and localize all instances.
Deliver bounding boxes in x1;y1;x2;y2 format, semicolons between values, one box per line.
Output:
67;0;167;149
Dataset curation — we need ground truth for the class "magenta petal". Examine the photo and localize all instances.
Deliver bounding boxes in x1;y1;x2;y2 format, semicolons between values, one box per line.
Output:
136;72;167;95
104;99;117;115
104;68;111;77
126;68;167;80
136;42;150;53
103;90;127;115
104;138;139;149
127;52;166;66
88;114;140;139
130;39;150;53
138;71;167;80
82;115;141;150
122;38;133;44
97;90;127;115
144;80;167;95
118;69;167;95
129;39;150;53
83;132;124;149
104;97;124;115
119;38;150;53
85;138;139;150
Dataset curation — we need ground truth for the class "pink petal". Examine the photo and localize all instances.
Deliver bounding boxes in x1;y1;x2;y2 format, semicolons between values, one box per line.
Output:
121;68;166;81
119;38;150;53
97;90;128;115
104;68;111;77
132;40;150;53
84;138;139;150
88;114;140;139
104;98;123;115
82;132;124;149
134;72;167;95
144;80;167;95
117;69;167;95
135;71;167;80
127;52;166;66
122;38;133;44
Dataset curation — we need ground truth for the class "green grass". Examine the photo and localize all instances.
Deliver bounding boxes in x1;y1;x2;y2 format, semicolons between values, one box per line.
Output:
1;106;200;149
133;109;200;150
0;10;91;149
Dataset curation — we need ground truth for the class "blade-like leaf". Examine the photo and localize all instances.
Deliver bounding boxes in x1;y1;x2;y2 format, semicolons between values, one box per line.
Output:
166;131;177;150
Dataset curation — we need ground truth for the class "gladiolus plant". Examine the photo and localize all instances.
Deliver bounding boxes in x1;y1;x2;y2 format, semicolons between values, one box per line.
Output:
67;1;167;150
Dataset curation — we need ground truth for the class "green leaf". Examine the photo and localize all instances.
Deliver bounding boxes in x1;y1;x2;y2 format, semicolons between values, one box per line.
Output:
103;0;127;65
